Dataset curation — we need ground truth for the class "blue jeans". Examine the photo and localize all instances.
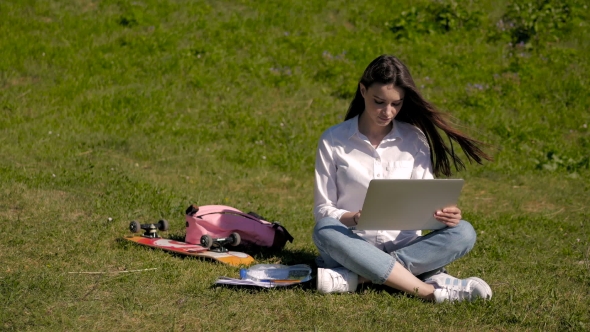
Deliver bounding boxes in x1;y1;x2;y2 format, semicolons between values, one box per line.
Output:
312;217;476;284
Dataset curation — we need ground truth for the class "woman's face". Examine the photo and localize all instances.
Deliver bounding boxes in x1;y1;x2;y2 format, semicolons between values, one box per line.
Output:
359;83;405;128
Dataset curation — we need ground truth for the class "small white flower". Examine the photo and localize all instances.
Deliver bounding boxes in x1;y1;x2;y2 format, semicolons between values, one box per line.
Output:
262;156;266;160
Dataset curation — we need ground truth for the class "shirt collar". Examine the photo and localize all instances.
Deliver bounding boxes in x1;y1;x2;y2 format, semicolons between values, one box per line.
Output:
347;115;360;139
348;115;403;142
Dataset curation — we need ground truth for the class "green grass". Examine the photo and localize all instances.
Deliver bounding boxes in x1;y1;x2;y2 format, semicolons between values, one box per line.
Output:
1;0;589;330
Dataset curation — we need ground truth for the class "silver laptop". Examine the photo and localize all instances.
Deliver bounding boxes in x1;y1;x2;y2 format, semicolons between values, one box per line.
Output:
356;179;464;231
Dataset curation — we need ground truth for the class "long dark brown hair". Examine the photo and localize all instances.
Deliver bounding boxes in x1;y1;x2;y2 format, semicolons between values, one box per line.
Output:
345;55;492;177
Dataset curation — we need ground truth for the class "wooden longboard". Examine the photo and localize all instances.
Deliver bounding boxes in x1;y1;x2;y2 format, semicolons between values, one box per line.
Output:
124;236;255;267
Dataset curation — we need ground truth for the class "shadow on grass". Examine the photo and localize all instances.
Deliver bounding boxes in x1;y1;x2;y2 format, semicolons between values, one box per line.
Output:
117;236;410;294
154;231;319;266
356;283;405;296
240;246;318;266
116;234;318;267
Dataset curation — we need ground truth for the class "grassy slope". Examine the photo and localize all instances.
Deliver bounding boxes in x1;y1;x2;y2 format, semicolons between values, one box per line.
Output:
0;0;589;330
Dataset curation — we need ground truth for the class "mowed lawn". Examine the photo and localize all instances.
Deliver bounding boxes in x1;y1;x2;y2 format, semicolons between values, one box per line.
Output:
0;0;589;331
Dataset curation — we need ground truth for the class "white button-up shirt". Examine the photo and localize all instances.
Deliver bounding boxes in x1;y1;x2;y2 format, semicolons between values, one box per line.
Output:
314;115;434;252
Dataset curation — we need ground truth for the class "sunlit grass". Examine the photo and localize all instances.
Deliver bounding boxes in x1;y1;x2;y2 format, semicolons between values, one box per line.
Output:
1;0;589;330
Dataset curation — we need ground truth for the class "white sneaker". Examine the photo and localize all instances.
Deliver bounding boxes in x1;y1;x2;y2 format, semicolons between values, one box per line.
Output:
427;273;492;303
317;267;358;294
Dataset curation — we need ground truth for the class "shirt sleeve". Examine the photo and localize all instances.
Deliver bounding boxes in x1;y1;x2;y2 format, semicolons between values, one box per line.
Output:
313;131;348;222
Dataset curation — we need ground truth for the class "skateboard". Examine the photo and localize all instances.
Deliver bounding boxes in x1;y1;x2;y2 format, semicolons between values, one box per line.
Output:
124;220;255;267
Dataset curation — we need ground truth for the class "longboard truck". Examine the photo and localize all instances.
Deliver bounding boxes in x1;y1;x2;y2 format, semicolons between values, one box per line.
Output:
129;220;169;238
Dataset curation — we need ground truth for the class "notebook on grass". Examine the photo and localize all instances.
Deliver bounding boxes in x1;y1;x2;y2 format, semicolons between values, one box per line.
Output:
356;179;464;231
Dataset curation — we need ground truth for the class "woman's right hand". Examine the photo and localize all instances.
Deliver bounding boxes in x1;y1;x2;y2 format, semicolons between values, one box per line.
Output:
353;210;362;225
340;210;362;227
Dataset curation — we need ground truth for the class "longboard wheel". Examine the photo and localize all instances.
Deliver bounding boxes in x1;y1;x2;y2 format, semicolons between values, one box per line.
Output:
200;234;213;249
129;221;141;233
157;219;169;231
229;232;241;246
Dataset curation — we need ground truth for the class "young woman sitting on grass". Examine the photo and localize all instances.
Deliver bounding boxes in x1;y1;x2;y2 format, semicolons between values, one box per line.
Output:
312;55;493;302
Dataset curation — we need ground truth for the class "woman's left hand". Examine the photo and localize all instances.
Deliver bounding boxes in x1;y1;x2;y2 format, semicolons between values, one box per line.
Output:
434;205;462;227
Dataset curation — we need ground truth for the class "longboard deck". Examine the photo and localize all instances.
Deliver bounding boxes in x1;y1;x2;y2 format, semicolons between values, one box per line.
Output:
124;236;255;267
